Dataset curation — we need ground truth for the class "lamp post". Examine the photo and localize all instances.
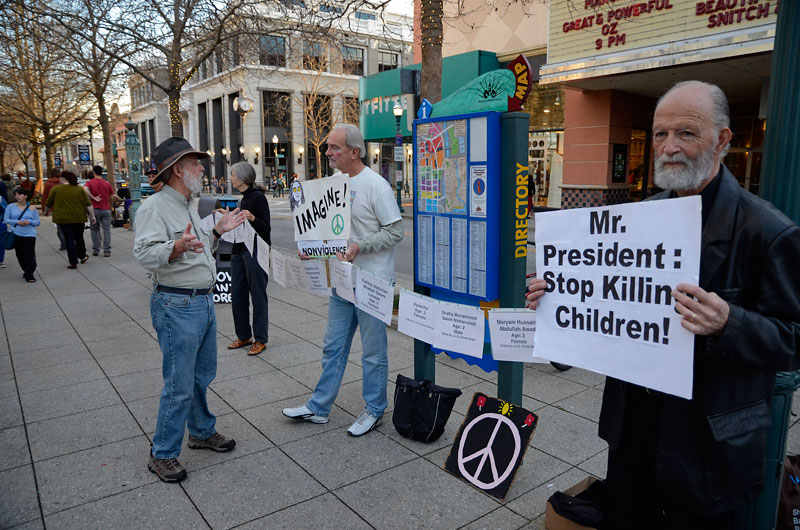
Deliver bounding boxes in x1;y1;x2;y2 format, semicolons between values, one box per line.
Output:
272;134;279;185
124;119;142;229
392;102;405;213
87;119;95;168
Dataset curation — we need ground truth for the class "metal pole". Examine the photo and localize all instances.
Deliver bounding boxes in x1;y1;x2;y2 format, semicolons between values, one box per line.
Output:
394;115;405;213
88;125;94;167
124;119;142;229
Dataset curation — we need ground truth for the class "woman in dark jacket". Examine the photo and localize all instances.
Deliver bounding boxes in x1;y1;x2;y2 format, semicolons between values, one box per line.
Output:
227;162;271;356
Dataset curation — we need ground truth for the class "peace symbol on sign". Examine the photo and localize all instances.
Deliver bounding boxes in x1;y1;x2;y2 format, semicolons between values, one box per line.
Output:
331;214;345;235
457;413;521;490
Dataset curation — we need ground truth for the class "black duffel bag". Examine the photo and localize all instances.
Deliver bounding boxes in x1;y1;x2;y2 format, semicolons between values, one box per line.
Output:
392;374;462;443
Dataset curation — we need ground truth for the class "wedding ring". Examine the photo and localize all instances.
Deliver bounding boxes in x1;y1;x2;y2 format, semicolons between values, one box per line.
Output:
690;313;696;323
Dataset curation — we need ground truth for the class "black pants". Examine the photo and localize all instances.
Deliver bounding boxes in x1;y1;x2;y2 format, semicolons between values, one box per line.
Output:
59;223;87;265
13;236;36;280
604;386;735;530
231;250;269;344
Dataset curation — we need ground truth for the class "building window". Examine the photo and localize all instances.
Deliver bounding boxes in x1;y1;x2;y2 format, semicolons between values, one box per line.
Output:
259;35;286;67
378;51;397;72
354;10;375;20
319;4;342;14
303;41;327;71
342;46;364;76
262;91;291;130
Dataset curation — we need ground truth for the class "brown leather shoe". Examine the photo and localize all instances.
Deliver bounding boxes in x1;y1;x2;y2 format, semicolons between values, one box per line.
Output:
248;342;266;356
228;338;253;349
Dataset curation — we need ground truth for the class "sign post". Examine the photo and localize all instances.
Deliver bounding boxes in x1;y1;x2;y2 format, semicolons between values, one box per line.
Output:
124;119;142;229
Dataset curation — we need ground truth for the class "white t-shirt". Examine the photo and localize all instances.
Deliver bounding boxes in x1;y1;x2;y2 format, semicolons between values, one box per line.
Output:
348;166;402;282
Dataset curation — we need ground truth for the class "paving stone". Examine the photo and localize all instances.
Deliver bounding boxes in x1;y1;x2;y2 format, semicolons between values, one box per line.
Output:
536;364;606;387
236;493;371;530
20;379;122;423
0;465;41;528
460;506;529;530
455;380;547;418
239;394;354;446
261;340;324;370
9;328;82;354
127;392;233;436
27;404;142;462
282;359;362;390
336;458;500;529
377;409;465;457
6;316;73;337
578;448;608;479
0;394;23;429
521;370;588;405
530;406;607;466
211;370;310;410
184;448;325;530
0;425;31;471
214;351;275;383
85;333;159;358
43;481;209;529
179;412;274;471
35;435;157;515
0;354;10;375
4;517;44;530
553;387;603;422
95;348;163;378
0;371;16;399
74;320;147;342
330;378;395;418
10;342;93;372
110;368;164;402
15;359;105;394
283;427;417;489
506;466;591;520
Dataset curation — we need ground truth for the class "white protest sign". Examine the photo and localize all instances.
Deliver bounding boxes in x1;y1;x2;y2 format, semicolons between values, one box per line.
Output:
284;257;307;291
292;174;350;257
298;239;349;258
301;260;331;296
270;249;287;287
255;236;270;275
243;222;255;256
329;258;356;303
534;196;701;399
487;309;547;363
354;269;395;325
200;214;215;233
433;302;485;358
397;289;435;345
211;212;234;243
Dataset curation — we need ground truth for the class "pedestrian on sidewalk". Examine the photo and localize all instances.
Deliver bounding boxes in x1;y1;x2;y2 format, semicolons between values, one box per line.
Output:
3;187;39;282
226;162;271;356
134;136;245;484
45;171;95;269
41;169;67;250
86;165;113;257
283;124;403;437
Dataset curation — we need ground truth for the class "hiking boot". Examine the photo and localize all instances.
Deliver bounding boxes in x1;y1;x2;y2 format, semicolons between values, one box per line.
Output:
148;454;187;483
347;408;381;437
187;432;236;453
282;404;328;424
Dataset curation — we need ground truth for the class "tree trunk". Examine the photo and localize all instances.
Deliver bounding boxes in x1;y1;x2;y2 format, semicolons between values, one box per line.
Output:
97;95;116;192
420;0;443;104
315;147;322;179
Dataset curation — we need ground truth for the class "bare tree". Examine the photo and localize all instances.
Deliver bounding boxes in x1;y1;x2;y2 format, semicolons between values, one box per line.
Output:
420;0;442;103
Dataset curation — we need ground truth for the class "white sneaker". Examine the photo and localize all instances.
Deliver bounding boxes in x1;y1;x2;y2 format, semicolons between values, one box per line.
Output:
347;408;381;437
282;404;328;424
0;263;6;268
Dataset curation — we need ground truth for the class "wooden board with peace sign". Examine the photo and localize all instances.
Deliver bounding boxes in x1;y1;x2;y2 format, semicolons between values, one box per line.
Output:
443;393;538;500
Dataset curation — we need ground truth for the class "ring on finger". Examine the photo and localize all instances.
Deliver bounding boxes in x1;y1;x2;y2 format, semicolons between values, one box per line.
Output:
690;312;696;323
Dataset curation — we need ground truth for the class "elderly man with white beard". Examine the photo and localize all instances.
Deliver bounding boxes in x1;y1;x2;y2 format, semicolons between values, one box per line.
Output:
526;81;800;529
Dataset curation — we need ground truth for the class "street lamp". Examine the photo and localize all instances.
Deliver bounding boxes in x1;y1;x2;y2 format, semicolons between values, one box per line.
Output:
254;146;260;165
272;134;279;182
86;119;95;168
124;119;141;229
392;102;405;212
297;146;304;165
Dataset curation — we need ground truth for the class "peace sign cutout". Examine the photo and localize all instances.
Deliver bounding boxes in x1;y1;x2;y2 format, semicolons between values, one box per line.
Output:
456;413;521;490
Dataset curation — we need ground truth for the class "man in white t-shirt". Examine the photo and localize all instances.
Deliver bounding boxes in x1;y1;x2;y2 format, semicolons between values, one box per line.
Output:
282;124;403;436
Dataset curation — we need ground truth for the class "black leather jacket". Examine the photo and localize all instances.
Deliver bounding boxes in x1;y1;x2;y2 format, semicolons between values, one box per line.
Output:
598;166;800;515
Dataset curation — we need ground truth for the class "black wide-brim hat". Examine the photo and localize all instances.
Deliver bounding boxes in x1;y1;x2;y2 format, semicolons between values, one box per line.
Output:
152;137;209;183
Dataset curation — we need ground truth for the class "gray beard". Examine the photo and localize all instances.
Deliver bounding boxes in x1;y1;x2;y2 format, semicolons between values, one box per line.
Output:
653;148;716;191
186;175;203;195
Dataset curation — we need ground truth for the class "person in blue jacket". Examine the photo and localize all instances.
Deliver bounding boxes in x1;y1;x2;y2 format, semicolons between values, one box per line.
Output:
3;187;40;282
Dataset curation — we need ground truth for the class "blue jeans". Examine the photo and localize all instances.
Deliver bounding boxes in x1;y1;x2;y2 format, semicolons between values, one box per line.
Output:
90;209;111;253
231;250;269;343
150;291;218;459
306;290;388;418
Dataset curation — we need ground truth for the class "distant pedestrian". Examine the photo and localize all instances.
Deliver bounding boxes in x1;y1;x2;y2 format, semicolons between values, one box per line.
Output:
3;187;39;282
133;136;244;483
86;165;113;257
226;162;271;356
46;171;95;269
271;176;278;198
41;169;67;250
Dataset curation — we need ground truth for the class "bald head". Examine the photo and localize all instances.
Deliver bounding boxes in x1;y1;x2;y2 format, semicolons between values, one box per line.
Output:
652;81;733;195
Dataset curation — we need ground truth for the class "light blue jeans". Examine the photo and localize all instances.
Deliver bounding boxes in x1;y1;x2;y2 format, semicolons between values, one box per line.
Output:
150;291;218;459
306;290;389;418
90;209;111;253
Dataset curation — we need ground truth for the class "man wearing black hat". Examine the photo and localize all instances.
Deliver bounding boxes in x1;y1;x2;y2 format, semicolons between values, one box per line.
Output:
133;137;246;483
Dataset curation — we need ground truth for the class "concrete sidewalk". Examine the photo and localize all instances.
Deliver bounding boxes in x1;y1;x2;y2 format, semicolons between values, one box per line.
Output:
1;215;790;529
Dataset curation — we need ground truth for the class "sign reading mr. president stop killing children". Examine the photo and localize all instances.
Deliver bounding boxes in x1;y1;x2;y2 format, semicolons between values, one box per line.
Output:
291;174;350;257
534;196;701;399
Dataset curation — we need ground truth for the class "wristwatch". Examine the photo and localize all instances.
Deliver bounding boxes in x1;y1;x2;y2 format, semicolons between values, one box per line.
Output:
212;228;222;239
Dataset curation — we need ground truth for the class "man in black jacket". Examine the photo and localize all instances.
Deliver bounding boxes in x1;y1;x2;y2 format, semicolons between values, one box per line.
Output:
526;80;800;529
